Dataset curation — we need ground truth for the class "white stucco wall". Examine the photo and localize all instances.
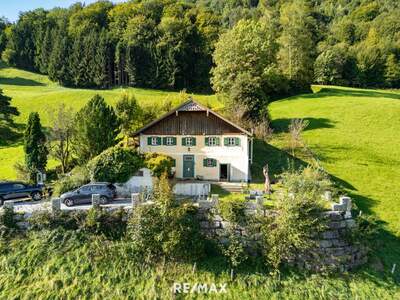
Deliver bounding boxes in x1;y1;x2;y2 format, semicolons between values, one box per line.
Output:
139;134;250;182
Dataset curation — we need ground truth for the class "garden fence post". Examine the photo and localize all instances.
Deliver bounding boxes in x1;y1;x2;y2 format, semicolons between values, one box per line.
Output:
131;193;140;208
92;194;100;208
51;198;61;213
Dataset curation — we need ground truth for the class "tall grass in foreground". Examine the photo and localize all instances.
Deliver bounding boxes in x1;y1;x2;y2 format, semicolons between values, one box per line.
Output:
0;230;399;299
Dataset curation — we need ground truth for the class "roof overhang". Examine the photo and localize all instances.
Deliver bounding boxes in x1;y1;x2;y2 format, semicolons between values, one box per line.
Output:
132;99;252;137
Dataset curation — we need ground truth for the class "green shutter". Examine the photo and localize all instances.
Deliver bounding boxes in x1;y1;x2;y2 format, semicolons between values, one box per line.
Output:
172;159;176;167
235;137;240;146
216;137;220;146
213;159;217;167
172;137;177;145
182;137;186;146
203;159;207;167
224;137;229;146
147;137;152;145
162;137;167;145
156;137;162;145
205;137;209;146
192;137;196;146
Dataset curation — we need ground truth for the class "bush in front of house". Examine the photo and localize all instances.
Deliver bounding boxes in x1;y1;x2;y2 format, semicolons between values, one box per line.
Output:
53;166;90;196
88;146;143;183
144;152;174;177
127;174;205;262
218;198;247;225
260;167;329;272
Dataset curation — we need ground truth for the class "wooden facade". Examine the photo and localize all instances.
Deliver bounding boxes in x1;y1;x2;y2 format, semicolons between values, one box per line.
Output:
133;99;252;137
141;111;243;135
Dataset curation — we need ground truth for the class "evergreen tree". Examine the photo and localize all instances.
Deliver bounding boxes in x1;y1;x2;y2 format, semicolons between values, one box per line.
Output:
69;33;87;87
37;26;53;74
94;29;110;88
24;112;48;182
48;30;72;86
72;94;120;163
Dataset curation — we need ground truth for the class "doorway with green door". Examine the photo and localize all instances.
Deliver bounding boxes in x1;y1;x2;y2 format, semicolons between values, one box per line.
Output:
183;155;195;178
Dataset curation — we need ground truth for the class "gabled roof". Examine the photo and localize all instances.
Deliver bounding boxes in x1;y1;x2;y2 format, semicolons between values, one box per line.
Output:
133;99;252;136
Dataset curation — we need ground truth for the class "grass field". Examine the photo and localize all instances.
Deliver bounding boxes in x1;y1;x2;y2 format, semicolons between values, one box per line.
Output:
0;61;219;179
1;64;400;298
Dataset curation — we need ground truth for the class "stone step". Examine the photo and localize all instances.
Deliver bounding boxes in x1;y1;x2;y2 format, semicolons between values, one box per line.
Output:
215;182;246;193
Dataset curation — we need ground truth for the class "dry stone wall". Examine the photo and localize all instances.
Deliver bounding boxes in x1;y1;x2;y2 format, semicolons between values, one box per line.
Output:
197;205;367;273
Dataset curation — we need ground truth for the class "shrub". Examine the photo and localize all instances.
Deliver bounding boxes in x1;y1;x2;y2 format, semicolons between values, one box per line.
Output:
28;207;128;239
221;230;248;269
28;210;83;231
144;153;174;177
127;175;205;262
218;198;247;225
80;207;128;239
88;146;143;183
53;166;90;196
0;206;19;239
261;167;329;272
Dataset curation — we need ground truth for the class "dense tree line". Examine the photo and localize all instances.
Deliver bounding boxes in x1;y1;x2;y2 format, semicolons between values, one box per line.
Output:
1;1;220;92
1;0;399;93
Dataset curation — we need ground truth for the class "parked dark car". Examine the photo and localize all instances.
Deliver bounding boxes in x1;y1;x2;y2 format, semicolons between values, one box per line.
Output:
0;181;44;206
60;183;116;207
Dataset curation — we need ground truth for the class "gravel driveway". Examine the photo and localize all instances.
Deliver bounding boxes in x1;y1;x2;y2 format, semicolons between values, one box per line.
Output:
4;198;133;214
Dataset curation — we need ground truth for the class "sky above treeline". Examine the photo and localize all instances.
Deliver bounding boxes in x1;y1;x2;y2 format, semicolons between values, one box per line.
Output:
0;0;127;22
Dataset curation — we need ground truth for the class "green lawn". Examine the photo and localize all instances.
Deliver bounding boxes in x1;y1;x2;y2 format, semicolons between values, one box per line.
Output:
254;85;400;271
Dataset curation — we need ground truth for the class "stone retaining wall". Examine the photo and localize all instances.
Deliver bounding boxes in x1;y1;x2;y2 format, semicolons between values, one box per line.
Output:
197;207;367;272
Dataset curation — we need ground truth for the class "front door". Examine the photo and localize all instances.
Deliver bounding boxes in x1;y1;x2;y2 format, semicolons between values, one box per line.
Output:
183;155;195;178
220;164;230;181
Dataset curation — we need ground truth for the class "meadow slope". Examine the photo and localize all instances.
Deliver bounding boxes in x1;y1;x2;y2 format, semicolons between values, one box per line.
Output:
0;62;219;178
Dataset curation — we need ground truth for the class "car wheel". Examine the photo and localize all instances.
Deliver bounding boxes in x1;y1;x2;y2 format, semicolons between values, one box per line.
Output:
99;196;108;205
65;198;74;207
31;191;42;201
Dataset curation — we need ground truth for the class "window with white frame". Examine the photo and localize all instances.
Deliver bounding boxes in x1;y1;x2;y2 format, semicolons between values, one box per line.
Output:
166;137;174;145
186;137;194;146
206;159;214;167
209;137;218;146
227;137;236;146
151;137;158;146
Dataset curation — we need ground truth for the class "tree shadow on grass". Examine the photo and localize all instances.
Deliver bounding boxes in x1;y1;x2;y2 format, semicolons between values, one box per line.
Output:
0;77;45;86
0;123;25;147
251;140;308;183
302;87;400;101
272;117;335;133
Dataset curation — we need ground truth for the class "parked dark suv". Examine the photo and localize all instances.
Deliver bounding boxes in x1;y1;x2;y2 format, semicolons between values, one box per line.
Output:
60;183;116;207
0;181;44;206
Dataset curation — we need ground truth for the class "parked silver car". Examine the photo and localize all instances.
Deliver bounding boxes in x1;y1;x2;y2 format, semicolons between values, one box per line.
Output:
60;183;116;207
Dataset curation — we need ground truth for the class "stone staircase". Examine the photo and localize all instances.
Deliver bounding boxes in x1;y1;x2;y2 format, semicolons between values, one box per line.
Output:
215;182;246;193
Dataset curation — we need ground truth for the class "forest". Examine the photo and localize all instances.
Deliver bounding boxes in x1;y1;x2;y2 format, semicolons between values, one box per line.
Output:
0;0;399;95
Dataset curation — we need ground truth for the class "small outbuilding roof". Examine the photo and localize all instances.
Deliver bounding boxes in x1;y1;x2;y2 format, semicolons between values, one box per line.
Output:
133;99;252;136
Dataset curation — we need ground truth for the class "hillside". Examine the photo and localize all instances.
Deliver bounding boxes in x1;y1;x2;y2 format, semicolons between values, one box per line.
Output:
1;65;400;297
0;62;219;178
267;86;400;269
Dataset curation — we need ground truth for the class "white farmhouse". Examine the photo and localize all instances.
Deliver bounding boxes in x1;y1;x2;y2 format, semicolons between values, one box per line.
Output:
133;99;253;182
